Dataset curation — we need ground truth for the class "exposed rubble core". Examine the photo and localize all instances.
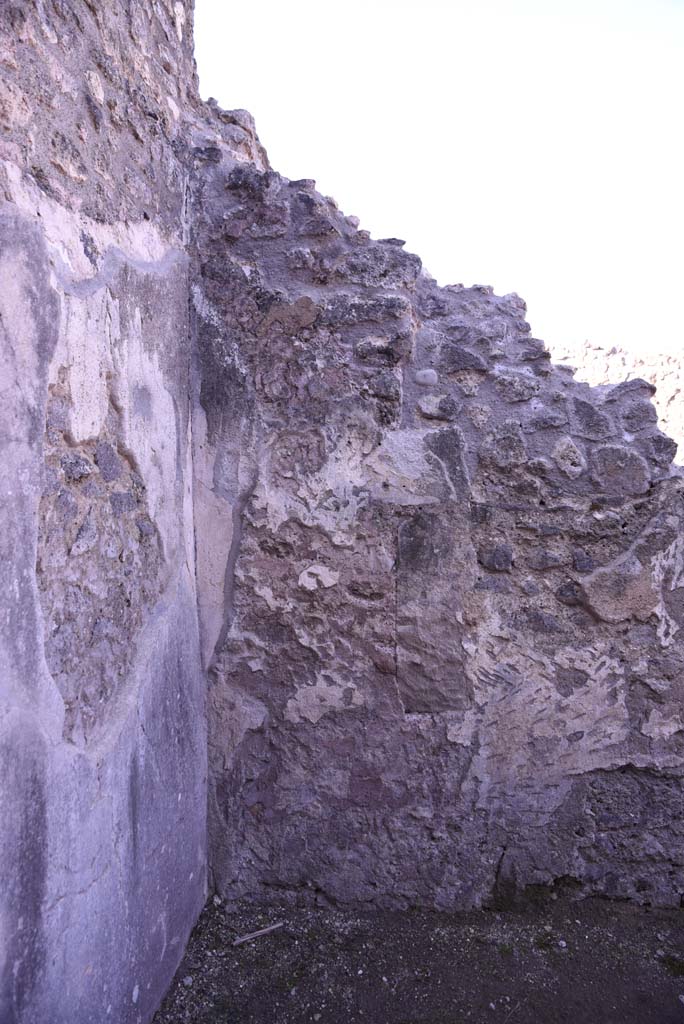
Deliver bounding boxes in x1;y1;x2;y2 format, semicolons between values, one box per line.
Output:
0;2;682;1023
192;159;684;913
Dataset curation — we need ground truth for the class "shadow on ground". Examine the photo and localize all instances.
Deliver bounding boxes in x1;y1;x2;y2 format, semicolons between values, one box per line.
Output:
155;895;684;1023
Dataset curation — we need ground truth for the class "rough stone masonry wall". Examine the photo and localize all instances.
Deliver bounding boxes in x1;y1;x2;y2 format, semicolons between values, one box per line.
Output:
193;157;684;911
1;2;683;1023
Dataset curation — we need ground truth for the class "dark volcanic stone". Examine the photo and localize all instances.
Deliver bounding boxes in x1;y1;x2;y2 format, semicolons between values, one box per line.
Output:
95;441;122;482
478;544;514;572
60;452;92;481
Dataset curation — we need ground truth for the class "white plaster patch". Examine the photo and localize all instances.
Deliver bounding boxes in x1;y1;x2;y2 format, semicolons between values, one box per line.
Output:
652;529;684;647
284;676;364;725
254;584;280;610
113;309;180;561
256;431;368;544
461;615;632;820
642;708;684;740
86;70;104;104
365;429;436;504
55;288;114;442
2;159;174;278
174;2;186;41
298;564;340;591
190;283;223;329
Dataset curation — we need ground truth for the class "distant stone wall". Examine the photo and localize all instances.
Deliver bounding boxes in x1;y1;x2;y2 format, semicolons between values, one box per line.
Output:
551;340;683;456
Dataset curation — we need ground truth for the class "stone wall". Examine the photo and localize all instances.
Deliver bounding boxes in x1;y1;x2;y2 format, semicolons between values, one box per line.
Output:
0;5;205;1023
192;157;684;912
1;3;682;1022
551;339;684;456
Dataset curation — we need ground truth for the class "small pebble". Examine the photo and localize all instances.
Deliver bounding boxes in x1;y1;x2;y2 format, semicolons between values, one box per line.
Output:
415;368;438;386
182;976;193;988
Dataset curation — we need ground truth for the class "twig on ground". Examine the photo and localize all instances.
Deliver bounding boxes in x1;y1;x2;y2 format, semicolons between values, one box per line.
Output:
232;922;285;946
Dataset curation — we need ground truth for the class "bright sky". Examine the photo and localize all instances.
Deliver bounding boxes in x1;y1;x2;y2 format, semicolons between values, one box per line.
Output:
194;0;684;357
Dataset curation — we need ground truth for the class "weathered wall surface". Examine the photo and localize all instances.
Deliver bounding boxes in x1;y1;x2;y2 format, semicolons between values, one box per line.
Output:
0;4;206;1023
193;152;684;912
2;1;683;1020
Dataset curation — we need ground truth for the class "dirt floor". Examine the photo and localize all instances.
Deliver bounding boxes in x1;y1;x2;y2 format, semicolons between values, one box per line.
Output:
154;894;684;1024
